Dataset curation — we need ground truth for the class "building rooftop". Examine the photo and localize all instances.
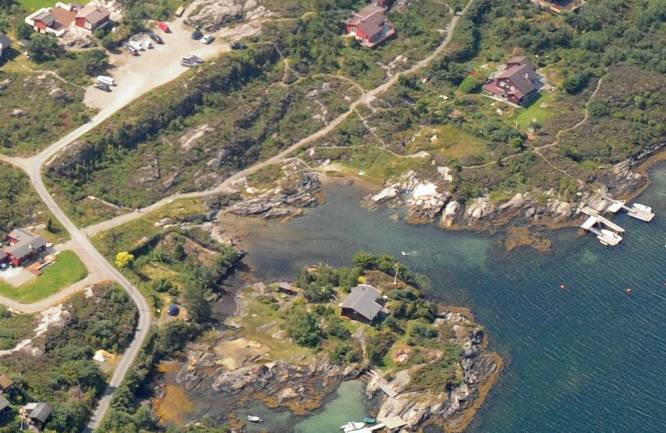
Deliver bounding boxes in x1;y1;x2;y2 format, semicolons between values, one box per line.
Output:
76;4;110;26
0;33;12;50
341;284;383;321
25;402;52;423
4;229;47;261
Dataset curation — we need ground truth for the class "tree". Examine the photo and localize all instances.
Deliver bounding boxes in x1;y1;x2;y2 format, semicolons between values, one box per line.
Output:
114;251;134;268
15;21;33;41
28;34;63;62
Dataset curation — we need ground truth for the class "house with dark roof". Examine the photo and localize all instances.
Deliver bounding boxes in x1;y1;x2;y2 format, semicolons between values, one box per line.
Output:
0;374;13;394
20;402;52;430
1;229;47;267
483;56;542;106
345;4;396;48
340;284;386;323
0;33;12;59
75;4;110;31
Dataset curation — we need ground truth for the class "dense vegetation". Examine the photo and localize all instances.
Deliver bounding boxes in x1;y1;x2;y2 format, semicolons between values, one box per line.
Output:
303;0;666;205
92;202;243;321
0;283;137;433
252;252;461;389
0;163;64;242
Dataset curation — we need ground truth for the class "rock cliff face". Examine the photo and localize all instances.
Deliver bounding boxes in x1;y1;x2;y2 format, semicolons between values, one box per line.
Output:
226;160;322;219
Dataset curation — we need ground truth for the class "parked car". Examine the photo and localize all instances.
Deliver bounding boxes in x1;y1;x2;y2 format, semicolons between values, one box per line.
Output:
96;75;115;86
148;31;163;44
201;34;214;44
191;28;203;40
94;82;112;92
158;22;170;33
231;42;246;50
183;55;203;64
123;42;139;56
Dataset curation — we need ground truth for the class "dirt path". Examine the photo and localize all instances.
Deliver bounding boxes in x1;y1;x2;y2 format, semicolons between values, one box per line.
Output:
0;3;475;431
462;74;609;171
84;4;473;237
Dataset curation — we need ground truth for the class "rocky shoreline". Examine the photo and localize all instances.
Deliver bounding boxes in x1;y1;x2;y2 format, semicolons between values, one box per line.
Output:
153;279;502;433
214;146;665;253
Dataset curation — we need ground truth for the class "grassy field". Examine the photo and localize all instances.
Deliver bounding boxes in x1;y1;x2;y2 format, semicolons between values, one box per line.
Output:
18;0;90;12
0;251;88;303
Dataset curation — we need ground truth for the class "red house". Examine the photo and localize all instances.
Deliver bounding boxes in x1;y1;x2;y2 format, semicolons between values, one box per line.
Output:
1;229;47;267
345;4;396;48
483;56;541;106
75;5;110;31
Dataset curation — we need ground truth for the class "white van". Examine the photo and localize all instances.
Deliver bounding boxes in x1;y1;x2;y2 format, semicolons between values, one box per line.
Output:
96;75;116;86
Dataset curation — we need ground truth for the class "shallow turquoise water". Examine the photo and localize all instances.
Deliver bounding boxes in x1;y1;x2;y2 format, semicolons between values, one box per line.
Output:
235;165;666;433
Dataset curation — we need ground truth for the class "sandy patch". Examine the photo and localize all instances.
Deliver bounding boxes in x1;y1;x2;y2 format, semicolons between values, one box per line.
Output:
213;337;270;370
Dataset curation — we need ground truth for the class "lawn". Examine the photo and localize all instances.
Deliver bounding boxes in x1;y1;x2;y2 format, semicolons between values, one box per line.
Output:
19;0;89;12
513;91;554;130
0;251;88;303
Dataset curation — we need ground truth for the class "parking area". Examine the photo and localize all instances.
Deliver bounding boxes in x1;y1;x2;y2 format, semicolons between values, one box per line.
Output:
0;266;36;287
84;16;267;111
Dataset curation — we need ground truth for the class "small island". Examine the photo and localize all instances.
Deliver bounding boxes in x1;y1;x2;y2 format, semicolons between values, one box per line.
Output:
162;253;502;432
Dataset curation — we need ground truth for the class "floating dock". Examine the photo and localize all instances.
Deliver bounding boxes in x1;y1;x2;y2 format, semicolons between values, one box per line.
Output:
581;207;625;232
580;216;622;246
604;197;655;222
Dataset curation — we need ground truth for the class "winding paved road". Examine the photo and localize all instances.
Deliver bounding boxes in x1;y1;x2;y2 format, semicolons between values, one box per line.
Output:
0;2;473;431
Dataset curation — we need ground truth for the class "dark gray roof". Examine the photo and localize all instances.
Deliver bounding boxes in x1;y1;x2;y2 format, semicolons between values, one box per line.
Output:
0;34;11;51
29;402;52;423
8;228;34;243
4;237;46;260
0;395;9;411
341;284;383;321
496;59;539;98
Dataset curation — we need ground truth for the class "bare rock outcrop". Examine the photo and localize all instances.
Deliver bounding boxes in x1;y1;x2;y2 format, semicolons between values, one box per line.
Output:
185;0;268;32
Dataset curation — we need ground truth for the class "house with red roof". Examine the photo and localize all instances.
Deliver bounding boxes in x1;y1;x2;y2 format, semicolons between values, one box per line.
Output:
345;3;396;48
483;56;542;106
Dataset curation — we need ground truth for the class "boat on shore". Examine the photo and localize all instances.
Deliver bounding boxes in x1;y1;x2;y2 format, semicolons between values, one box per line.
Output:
341;421;365;432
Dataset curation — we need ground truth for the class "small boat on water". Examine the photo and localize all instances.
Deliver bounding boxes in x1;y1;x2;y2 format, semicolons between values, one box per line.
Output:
341;421;365;432
247;415;263;423
363;417;377;424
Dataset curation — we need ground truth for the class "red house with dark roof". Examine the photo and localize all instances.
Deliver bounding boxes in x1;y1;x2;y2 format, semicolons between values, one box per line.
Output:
345;4;396;48
483;56;541;106
1;229;47;267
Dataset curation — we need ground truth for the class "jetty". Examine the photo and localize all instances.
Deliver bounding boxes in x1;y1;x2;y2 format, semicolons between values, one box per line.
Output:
579;193;655;246
605;197;655;222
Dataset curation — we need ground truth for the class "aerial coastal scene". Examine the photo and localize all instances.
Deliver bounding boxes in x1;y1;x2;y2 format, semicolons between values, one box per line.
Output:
0;0;664;432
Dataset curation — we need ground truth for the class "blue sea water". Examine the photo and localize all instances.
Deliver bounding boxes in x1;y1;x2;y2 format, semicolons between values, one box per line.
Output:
230;164;666;433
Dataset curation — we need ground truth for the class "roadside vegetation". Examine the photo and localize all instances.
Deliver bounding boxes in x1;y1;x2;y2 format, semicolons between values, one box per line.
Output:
0;251;88;303
0;283;137;433
0;163;66;243
91;197;242;320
